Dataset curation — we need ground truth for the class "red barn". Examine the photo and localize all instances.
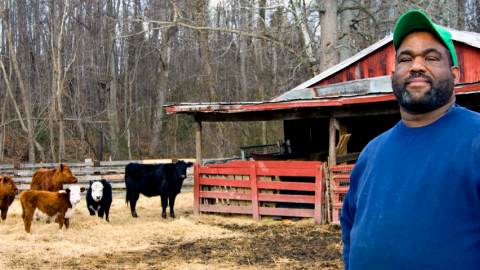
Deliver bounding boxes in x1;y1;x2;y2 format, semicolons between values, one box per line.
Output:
166;28;480;166
166;29;480;223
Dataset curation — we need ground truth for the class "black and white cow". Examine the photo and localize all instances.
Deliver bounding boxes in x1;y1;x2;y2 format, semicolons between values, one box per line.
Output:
125;160;193;218
86;179;112;222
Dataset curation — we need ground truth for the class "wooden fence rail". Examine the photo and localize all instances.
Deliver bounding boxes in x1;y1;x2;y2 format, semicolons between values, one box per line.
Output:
0;159;195;196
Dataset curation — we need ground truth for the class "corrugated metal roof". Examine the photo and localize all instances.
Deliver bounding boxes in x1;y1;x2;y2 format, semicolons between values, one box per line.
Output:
165;82;480;114
274;76;392;102
288;28;480;93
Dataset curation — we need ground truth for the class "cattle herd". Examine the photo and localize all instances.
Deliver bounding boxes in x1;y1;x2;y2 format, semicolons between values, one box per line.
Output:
0;160;193;235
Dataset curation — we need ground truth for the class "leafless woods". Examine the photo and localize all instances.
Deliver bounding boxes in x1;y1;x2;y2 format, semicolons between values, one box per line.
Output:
0;0;478;163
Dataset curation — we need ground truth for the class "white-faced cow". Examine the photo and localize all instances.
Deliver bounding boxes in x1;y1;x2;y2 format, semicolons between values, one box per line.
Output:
86;180;112;222
20;185;85;235
125;160;193;218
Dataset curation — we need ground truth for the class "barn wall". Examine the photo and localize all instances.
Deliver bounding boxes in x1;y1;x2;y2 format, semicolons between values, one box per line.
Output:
313;41;480;87
455;41;480;84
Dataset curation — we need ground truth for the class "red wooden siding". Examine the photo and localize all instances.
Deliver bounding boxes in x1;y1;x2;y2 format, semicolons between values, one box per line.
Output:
455;41;480;84
313;41;480;87
193;161;326;224
314;43;396;87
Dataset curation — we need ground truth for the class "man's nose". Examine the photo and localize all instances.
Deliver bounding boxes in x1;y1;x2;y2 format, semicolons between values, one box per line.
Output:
410;56;427;73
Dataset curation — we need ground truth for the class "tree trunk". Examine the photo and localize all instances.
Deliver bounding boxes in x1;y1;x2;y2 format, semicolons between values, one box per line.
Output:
339;0;354;61
0;0;36;163
240;0;249;101
149;2;177;157
319;0;338;73
292;0;318;76
106;0;120;159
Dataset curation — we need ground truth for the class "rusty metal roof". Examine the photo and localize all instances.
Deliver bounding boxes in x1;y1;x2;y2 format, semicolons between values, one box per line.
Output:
165;82;480;114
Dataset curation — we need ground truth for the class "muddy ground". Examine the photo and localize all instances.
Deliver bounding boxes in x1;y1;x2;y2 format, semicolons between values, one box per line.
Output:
1;193;344;270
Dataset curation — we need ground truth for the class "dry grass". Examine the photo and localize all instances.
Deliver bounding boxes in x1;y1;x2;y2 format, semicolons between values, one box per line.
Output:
0;192;343;269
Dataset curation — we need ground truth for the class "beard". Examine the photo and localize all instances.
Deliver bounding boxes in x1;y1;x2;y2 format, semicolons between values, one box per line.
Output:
392;73;455;113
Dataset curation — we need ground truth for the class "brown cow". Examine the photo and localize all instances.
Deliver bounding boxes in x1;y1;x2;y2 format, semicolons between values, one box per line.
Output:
0;174;18;222
20;185;85;235
30;163;78;191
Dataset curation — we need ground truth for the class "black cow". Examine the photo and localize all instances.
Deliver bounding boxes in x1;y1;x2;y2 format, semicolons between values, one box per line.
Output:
125;160;193;218
86;179;113;222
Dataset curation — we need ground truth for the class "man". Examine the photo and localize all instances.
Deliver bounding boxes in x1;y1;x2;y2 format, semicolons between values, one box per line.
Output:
341;10;480;269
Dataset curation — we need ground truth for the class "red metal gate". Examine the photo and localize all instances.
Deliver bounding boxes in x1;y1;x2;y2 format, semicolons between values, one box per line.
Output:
194;161;326;224
329;164;354;225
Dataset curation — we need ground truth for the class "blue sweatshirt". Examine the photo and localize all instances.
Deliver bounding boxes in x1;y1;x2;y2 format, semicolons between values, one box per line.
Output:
341;105;480;269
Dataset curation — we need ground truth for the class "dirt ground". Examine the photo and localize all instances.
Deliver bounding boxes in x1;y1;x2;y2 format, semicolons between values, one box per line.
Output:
0;192;344;269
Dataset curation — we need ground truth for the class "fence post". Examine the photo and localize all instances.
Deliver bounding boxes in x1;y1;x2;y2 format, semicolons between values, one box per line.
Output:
193;163;200;216
314;165;323;225
250;164;260;220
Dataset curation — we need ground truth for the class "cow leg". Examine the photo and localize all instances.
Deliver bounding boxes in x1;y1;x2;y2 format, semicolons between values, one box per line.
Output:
64;218;70;230
98;206;105;219
160;195;168;219
127;189;140;218
58;214;65;231
88;205;96;216
1;207;8;221
23;208;35;235
104;206;110;222
169;194;177;218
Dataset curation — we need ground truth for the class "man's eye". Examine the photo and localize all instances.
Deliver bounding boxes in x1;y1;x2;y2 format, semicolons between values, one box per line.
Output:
399;58;411;63
426;57;438;61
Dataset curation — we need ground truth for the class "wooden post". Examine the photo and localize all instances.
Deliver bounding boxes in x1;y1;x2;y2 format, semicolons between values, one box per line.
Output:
193;163;200;216
195;119;202;165
314;165;323;224
329;116;337;166
250;164;260;220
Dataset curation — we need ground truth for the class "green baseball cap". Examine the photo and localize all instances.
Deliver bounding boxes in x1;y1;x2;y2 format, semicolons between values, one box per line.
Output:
393;10;457;66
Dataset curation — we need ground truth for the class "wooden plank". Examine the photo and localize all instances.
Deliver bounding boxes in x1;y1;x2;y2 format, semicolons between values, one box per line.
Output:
194;163;200;215
210;161;322;169
258;194;315;204
255;167;317;177
200;191;253;201
200;178;252;188
195;120;202;165
141;159;173;164
259;207;315;218
336;152;361;164
257;181;315;191
250;165;260;220
314;165;323;224
200;205;253;214
235;175;244;207
199;167;250;175
335;134;351;156
329;116;337;166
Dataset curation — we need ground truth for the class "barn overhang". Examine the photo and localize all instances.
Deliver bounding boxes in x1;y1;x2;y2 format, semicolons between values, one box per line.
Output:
165;80;480;122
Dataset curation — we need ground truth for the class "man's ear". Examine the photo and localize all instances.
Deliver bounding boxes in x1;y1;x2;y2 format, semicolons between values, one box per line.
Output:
391;71;395;86
451;66;460;85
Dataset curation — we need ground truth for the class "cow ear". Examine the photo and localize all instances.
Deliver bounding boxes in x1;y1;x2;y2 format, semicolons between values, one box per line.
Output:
6;173;10;178
59;163;64;172
187;162;193;168
81;187;86;192
89;180;93;186
65;188;71;194
101;179;107;185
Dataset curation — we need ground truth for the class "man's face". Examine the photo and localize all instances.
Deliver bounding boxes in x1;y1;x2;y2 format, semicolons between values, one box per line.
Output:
391;31;459;113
